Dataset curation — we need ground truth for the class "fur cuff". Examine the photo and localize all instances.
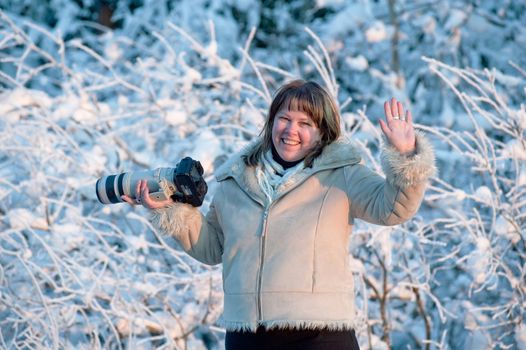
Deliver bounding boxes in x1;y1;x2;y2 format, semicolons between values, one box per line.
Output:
149;202;201;240
381;131;437;189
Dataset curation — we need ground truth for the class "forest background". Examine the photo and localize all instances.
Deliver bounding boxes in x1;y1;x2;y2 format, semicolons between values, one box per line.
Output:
0;0;525;349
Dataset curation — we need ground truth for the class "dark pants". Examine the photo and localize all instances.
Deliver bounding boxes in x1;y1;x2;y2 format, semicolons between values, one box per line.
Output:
225;327;360;350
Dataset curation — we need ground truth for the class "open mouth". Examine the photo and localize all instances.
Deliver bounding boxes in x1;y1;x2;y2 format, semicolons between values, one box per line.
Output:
281;138;300;146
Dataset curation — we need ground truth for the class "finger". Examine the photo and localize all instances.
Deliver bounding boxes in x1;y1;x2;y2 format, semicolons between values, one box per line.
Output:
141;180;150;198
379;119;391;137
406;110;413;125
135;180;142;201
121;195;135;205
391;98;399;119
142;181;160;209
141;181;151;203
397;101;404;119
384;101;393;122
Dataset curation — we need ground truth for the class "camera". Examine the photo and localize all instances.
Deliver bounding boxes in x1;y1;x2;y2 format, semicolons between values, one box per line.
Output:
95;157;207;207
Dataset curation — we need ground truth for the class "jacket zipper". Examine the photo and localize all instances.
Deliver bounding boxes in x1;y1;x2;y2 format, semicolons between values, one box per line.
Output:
256;206;271;322
225;162;360;324
229;171;331;323
232;184;270;322
246;176;321;322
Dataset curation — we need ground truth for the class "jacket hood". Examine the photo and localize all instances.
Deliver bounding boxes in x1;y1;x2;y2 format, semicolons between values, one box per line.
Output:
215;136;362;182
214;137;363;206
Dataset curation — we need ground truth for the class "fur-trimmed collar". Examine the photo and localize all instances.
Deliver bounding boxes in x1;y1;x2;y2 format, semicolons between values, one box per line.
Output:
214;137;362;205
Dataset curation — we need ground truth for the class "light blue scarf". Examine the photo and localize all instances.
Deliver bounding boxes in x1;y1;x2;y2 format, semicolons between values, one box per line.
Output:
255;150;305;204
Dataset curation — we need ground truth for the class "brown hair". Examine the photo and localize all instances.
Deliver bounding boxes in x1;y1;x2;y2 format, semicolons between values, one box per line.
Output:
244;79;341;167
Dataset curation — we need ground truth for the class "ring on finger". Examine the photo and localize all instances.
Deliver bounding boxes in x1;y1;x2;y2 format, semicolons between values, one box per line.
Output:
393;116;400;120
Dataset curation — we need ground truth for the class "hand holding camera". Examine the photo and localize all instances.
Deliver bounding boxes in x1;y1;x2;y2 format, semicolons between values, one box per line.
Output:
96;157;208;208
121;179;173;209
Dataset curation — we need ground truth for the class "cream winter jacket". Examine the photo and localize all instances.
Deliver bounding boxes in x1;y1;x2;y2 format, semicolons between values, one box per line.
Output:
150;132;436;332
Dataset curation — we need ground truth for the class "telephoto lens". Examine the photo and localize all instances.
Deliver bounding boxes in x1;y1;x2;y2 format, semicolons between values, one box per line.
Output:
95;168;176;204
96;157;207;206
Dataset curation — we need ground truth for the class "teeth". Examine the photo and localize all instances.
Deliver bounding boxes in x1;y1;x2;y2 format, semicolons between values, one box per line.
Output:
282;139;300;145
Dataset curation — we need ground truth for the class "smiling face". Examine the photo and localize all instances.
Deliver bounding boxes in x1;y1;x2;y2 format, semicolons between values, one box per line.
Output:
271;109;321;162
243;80;342;168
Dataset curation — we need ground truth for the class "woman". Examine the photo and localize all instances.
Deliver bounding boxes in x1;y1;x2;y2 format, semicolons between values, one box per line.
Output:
123;80;436;349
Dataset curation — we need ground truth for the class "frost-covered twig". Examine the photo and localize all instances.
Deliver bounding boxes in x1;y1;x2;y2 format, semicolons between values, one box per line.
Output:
304;27;338;101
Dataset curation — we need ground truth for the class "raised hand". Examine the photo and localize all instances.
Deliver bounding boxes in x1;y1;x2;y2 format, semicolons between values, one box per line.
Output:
121;180;174;209
379;97;416;155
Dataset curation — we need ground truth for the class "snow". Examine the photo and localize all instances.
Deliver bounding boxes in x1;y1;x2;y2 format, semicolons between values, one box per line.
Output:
6;208;39;230
495;215;520;244
444;9;468;31
0;88;53;123
517;323;526;350
188;130;223;174
365;21;388;43
439;100;455;128
473;185;493;205
127;234;149;253
322;2;372;37
82;145;108;175
502;139;526;160
467;236;492;285
1;1;525;349
157;98;188;126
517;105;526;129
315;0;345;8
103;37;123;64
519;162;526;186
418;15;437;35
52;223;86;250
345;55;369;71
465;329;490;350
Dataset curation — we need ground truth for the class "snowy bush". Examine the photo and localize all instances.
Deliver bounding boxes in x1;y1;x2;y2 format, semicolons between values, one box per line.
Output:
348;59;525;349
0;1;524;349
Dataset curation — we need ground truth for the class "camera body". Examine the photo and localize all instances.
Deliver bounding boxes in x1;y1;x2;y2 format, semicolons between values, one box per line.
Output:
96;157;207;207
